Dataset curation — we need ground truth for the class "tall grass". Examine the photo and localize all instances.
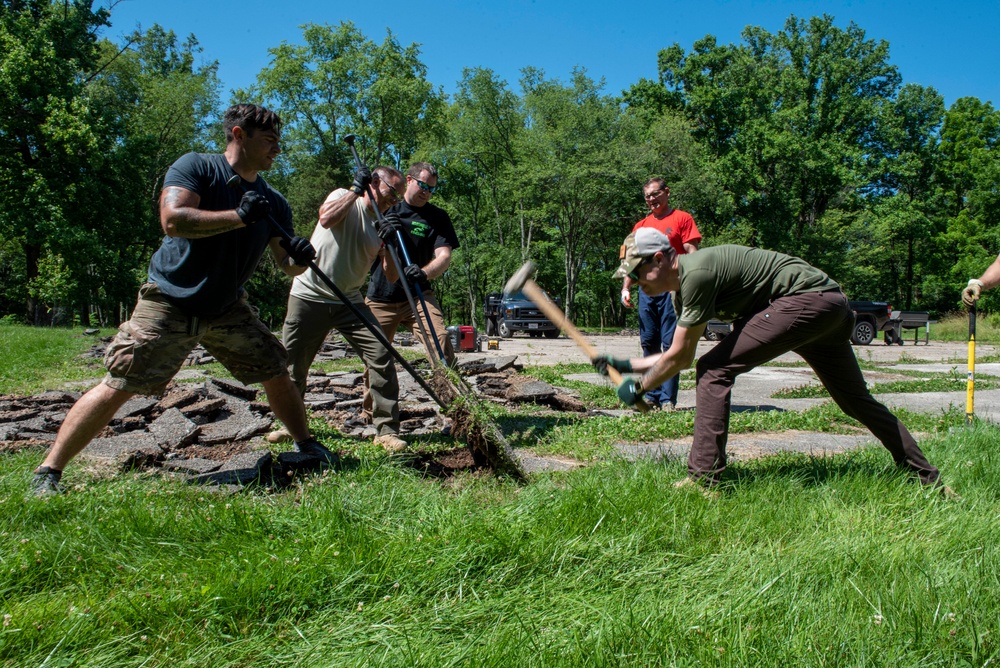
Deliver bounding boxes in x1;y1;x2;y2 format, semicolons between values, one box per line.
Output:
2;425;998;666
3;323;998;666
932;312;1000;343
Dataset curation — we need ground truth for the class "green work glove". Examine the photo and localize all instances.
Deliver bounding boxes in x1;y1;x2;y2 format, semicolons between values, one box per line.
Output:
616;377;645;406
591;354;632;377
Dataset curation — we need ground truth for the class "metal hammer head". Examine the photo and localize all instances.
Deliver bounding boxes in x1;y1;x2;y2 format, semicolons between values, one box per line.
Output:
342;134;356;146
226;174;241;189
504;261;536;297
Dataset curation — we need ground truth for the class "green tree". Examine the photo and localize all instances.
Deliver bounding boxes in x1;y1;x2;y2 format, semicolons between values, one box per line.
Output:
0;0;110;322
853;84;945;308
247;22;444;181
518;68;647;322
426;68;526;328
932;97;1000;312
635;15;901;266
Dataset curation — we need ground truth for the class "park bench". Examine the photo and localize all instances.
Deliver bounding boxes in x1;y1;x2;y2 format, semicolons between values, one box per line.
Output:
884;311;931;345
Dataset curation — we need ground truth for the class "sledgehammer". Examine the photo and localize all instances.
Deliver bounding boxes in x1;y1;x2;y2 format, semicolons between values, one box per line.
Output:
504;262;649;413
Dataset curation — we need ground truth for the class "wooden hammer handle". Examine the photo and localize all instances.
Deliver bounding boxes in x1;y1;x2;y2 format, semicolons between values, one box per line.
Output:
521;281;649;413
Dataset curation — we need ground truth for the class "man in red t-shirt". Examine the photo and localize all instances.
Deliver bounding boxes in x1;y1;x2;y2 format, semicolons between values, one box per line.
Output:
620;177;701;409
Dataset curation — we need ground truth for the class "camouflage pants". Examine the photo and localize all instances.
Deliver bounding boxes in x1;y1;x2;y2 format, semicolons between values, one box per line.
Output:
103;283;287;396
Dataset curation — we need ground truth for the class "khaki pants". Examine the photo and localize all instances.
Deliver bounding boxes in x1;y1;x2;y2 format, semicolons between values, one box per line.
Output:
365;292;454;366
282;295;400;436
104;283;287;395
363;293;454;417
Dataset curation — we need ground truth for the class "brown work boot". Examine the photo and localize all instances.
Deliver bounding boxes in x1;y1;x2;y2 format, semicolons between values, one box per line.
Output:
374;434;408;453
267;427;293;444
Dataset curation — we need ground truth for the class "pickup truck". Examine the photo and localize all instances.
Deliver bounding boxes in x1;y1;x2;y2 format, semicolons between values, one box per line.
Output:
484;291;560;338
696;303;895;345
848;301;893;345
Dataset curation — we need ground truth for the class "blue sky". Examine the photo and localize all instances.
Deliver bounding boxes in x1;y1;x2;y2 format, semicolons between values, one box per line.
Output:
99;0;998;108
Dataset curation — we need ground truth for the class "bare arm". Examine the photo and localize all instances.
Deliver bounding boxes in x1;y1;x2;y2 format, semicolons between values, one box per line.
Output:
421;245;452;281
380;246;400;283
976;253;1000;291
268;237;308;277
683;240;700;254
318;189;360;229
159;187;245;238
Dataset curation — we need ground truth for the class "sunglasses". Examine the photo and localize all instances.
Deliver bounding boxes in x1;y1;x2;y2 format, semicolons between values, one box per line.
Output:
380;182;404;202
411;178;437;194
628;256;654;281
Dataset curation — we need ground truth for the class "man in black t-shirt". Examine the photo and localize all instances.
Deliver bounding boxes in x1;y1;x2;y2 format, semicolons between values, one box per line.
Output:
31;104;334;497
365;162;459;366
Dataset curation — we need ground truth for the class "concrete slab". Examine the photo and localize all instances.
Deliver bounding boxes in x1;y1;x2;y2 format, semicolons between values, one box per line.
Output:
193;450;272;485
610;430;877;464
148;408;200;447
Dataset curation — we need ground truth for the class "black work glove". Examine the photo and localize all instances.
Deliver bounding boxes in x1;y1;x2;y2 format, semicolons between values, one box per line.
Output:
403;263;427;285
591;354;633;376
280;236;316;265
236;190;270;224
377;212;404;243
349;167;372;195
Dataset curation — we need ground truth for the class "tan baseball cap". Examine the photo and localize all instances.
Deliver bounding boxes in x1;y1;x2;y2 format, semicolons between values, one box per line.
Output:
613;228;673;278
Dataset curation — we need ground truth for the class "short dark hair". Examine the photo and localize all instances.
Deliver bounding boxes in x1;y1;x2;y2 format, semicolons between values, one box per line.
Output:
644;177;667;191
223;104;282;143
373;166;404;184
407;162;438;180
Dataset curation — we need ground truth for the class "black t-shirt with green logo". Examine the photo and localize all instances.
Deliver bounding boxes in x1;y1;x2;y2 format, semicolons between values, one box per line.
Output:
366;200;460;302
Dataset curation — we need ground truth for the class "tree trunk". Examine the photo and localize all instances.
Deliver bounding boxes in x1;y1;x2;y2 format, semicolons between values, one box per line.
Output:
25;242;43;325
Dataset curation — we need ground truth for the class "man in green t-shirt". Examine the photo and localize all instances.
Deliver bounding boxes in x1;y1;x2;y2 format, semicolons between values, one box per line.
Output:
594;228;945;493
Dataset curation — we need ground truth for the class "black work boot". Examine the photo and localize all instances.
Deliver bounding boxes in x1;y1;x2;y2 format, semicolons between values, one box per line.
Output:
295;438;339;466
30;467;65;498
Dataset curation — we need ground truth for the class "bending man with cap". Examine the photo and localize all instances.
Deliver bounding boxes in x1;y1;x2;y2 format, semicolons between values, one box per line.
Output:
593;228;948;493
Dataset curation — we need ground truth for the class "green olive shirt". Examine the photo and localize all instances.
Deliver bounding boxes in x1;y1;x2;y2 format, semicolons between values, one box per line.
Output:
674;245;840;327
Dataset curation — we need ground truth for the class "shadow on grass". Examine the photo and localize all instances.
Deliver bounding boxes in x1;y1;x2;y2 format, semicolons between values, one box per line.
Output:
496;412;583;448
719;450;913;492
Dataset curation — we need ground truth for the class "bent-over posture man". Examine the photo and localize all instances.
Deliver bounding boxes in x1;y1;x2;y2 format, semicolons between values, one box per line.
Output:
31;104;331;496
620;178;700;410
962;252;1000;306
595;228;949;493
365;162;459;367
270;166;408;452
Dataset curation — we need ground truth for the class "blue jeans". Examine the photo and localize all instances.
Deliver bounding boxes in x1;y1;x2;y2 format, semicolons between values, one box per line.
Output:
638;289;679;406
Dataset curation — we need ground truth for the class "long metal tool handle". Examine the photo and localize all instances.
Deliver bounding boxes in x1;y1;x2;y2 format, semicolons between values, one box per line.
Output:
342;136;448;364
385;243;438;365
967;302;976;425
520;280;649;413
227;175;446;409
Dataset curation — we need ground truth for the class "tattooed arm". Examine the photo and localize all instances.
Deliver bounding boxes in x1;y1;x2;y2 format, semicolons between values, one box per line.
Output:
159;187;246;238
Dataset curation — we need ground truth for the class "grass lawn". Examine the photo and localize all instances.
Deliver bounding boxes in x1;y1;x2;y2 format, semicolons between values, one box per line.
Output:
1;324;998;666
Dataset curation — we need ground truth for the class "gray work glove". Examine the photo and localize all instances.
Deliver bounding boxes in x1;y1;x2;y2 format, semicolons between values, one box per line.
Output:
963;279;984;308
